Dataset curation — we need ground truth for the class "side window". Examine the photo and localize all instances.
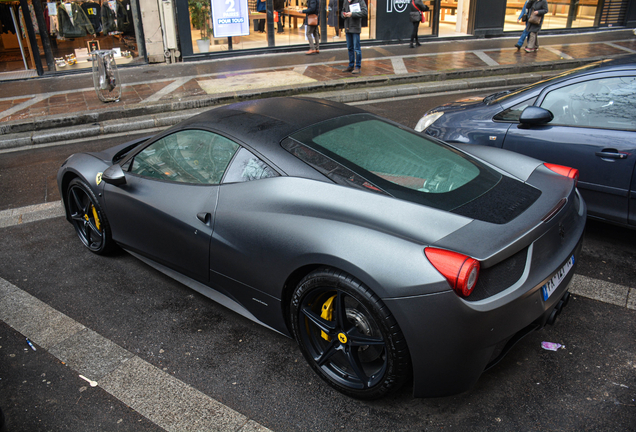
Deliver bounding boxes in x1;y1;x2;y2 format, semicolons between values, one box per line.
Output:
540;76;636;130
493;97;537;122
223;148;278;183
129;130;239;184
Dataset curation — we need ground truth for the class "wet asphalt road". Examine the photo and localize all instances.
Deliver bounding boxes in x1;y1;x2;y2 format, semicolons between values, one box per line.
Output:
0;92;635;431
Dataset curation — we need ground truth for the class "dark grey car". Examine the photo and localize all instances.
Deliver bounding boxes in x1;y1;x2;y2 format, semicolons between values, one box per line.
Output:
58;97;585;399
416;57;636;228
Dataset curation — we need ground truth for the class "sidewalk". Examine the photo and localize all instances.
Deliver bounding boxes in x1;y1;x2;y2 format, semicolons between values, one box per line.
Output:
1;29;635;151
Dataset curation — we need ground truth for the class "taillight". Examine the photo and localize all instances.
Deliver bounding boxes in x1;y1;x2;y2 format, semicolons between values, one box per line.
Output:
545;163;579;187
425;248;480;298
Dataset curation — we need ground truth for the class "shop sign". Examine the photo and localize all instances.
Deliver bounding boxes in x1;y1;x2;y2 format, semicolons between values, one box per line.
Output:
386;0;409;13
211;0;250;37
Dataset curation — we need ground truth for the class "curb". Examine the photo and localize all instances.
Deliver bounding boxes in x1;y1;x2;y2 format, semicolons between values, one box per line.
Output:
0;55;611;150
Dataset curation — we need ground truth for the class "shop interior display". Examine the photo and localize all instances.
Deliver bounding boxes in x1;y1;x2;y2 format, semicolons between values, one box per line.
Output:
0;0;138;73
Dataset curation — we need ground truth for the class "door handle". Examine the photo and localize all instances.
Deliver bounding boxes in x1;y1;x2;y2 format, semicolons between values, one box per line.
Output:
595;151;628;160
197;212;211;224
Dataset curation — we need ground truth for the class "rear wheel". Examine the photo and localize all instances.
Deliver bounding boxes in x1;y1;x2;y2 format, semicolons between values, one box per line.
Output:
290;268;411;399
66;178;114;254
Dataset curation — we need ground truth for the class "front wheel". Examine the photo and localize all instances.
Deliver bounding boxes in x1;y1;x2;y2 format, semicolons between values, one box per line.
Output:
290;268;411;399
66;178;114;255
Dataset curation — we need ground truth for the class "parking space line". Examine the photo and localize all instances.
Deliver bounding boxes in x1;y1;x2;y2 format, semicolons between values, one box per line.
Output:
0;277;272;432
0;201;65;228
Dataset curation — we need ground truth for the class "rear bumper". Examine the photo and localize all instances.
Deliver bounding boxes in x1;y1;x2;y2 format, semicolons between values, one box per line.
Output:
384;219;585;398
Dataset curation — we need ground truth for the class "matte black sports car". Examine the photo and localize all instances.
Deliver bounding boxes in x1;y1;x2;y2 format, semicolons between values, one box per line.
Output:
415;56;636;228
58;97;585;399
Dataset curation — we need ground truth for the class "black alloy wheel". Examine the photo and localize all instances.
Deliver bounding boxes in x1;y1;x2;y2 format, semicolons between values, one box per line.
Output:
66;178;114;255
291;268;411;399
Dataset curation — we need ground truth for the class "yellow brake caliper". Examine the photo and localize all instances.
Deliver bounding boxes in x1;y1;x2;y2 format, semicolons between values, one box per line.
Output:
320;295;336;341
90;204;101;232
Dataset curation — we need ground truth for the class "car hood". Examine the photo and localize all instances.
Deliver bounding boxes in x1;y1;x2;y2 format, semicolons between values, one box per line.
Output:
88;136;150;165
428;97;489;113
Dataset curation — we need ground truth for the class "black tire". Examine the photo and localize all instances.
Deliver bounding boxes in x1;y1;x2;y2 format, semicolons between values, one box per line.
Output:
66;178;114;255
290;267;411;399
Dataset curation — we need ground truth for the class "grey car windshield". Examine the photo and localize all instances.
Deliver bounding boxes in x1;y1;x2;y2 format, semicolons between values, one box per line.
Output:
288;114;501;211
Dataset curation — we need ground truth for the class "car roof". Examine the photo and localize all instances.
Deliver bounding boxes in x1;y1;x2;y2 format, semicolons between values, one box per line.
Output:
172;97;368;175
179;97;365;146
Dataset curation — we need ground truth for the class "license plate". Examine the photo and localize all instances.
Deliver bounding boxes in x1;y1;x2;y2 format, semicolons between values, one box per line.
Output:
542;255;575;301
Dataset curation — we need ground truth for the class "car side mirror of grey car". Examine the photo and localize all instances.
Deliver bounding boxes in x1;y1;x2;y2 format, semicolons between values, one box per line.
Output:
102;164;127;186
518;106;554;126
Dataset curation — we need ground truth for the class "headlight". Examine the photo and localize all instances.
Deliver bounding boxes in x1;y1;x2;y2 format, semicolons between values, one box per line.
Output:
414;112;444;132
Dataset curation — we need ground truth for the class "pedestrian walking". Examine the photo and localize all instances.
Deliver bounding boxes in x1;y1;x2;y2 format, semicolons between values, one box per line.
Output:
515;0;530;50
342;0;367;74
408;0;429;48
525;0;548;52
303;0;321;54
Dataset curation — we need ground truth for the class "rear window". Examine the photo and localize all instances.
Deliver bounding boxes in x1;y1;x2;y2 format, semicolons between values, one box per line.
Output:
286;114;501;211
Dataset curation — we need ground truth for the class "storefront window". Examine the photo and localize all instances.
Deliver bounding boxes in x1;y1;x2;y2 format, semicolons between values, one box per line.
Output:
1;1;42;76
189;0;374;54
504;0;599;32
0;0;142;77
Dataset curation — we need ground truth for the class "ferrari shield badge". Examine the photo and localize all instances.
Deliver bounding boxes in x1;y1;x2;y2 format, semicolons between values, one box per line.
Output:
96;172;103;185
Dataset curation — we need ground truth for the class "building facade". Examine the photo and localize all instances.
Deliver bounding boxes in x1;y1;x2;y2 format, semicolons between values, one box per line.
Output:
1;0;635;79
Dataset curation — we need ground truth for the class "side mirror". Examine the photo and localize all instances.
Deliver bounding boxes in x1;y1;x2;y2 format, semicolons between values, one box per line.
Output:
102;164;126;186
519;106;554;126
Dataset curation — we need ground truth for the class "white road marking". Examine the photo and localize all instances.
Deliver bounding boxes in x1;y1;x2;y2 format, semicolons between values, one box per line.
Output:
473;51;499;67
606;42;636;54
391;58;409;75
544;47;573;59
141;78;191;103
0;94;50;121
0;277;272;432
0;201;65;228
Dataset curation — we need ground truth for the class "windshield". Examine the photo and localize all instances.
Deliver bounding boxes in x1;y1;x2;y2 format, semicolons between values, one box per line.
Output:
287;114;501;211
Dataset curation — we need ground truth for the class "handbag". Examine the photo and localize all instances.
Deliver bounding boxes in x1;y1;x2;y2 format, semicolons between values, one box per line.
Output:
528;13;541;25
411;0;427;23
307;14;318;25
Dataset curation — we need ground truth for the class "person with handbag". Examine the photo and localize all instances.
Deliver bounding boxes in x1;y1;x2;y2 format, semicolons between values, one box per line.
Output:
342;0;367;74
525;0;548;53
303;0;321;54
408;0;429;48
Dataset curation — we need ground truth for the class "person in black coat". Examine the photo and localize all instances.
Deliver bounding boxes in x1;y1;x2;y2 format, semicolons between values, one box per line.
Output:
274;0;285;33
408;0;428;48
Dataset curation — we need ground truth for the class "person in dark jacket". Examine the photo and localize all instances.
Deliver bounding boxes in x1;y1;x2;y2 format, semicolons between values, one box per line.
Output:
328;0;340;37
342;0;367;73
256;0;266;32
408;0;428;48
525;0;548;52
303;0;320;54
274;0;285;33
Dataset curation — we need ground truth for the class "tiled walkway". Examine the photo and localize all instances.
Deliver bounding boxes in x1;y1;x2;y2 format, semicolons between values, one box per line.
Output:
1;36;635;123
